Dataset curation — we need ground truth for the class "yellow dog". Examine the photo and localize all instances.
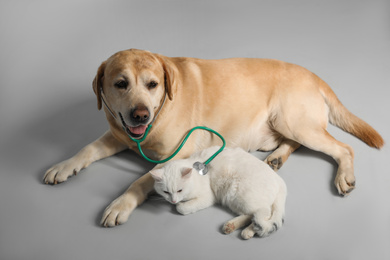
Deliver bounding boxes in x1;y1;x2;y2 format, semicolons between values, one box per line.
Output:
43;49;383;227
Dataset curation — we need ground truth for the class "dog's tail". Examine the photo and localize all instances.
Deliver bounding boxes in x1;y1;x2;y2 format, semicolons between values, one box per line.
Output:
319;78;384;149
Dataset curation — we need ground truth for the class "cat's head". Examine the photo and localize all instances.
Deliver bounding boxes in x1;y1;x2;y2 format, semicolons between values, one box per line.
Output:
150;165;194;204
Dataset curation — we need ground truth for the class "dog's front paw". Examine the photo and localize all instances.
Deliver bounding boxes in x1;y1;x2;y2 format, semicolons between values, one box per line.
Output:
101;194;136;227
43;158;84;184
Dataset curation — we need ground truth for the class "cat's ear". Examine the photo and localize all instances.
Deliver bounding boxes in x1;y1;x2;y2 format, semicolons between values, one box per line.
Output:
181;168;193;179
150;168;164;182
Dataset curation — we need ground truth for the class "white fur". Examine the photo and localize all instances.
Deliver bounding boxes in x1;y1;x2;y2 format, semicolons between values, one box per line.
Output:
150;146;287;239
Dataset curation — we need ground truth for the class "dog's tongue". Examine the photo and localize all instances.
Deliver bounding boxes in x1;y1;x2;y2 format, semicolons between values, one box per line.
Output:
128;125;147;135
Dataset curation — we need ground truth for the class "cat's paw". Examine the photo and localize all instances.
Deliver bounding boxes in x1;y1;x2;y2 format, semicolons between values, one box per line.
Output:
176;202;193;215
241;224;256;240
223;215;252;235
222;222;236;234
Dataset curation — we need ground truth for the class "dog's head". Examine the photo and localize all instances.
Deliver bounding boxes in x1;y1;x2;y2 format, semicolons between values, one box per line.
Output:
92;49;177;139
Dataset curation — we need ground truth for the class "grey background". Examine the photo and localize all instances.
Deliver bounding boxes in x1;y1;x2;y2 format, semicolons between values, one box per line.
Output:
1;0;389;259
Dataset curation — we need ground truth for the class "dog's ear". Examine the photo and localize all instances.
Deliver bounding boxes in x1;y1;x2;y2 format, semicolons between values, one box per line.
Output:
92;61;106;110
156;55;177;100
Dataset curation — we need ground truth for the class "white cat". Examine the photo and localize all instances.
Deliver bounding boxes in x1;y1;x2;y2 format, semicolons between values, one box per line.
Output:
150;146;287;239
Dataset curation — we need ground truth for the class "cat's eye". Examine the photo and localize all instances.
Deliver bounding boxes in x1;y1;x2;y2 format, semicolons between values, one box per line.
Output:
163;191;169;194
177;189;182;193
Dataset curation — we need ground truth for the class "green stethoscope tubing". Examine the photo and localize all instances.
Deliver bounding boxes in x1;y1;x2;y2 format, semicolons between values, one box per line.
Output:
101;87;226;167
125;125;226;165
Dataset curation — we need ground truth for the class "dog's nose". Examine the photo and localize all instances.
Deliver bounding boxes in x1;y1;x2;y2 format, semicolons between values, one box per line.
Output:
130;106;150;124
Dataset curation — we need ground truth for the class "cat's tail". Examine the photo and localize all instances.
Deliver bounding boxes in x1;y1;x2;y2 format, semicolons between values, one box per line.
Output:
252;183;287;237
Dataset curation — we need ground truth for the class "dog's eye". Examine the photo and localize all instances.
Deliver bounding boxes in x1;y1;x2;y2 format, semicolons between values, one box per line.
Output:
147;81;158;89
115;80;128;89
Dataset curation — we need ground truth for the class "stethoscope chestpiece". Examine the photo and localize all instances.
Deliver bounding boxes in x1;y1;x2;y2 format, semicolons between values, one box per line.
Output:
193;161;208;175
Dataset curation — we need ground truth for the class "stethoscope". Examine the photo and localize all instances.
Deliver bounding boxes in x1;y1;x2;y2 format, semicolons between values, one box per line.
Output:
100;88;225;175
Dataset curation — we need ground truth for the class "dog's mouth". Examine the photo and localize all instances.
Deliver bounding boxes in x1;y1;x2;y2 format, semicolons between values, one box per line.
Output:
127;125;148;138
119;113;148;139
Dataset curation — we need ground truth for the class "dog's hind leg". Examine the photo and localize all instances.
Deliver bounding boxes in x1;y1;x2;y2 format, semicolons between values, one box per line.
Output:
281;125;355;196
265;139;301;171
270;84;356;195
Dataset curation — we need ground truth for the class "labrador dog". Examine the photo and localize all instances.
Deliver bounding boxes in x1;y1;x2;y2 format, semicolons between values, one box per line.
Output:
43;49;383;227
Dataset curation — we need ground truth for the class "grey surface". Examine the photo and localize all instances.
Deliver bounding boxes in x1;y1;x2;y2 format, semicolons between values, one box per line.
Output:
1;1;389;259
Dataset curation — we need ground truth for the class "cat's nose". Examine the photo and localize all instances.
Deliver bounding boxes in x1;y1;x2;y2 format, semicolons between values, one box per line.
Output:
171;200;177;204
